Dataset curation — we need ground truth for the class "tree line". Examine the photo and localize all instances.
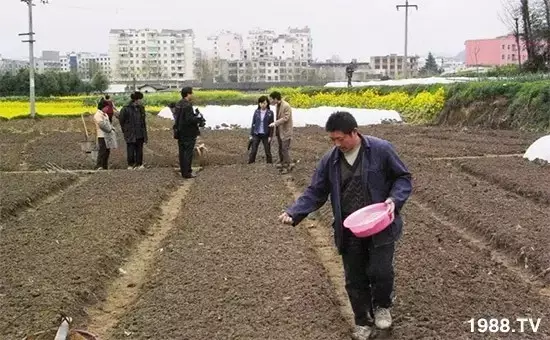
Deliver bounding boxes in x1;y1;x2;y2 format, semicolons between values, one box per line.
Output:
0;69;109;97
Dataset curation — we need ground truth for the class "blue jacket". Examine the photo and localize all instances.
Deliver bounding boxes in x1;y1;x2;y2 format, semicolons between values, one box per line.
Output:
250;109;275;137
286;135;412;253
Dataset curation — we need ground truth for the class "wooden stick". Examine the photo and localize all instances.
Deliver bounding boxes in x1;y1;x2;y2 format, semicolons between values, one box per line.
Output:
81;113;89;140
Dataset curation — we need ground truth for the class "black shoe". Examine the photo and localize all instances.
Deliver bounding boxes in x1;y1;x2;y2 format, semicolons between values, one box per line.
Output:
182;173;197;179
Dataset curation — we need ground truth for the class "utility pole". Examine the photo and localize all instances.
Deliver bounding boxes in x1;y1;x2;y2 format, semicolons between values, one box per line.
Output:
19;0;48;119
514;17;522;68
396;0;418;79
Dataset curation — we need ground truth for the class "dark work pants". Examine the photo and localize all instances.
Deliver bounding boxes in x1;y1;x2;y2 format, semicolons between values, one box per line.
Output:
248;134;272;164
341;228;395;326
127;138;144;167
178;136;196;177
276;131;291;167
96;137;110;169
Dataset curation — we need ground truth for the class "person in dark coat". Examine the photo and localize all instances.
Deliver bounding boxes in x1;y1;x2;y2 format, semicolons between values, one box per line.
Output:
118;91;148;170
173;87;205;178
248;95;274;164
277;111;412;340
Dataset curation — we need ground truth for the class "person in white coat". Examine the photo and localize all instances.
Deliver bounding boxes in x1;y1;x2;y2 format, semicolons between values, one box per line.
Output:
94;106;118;170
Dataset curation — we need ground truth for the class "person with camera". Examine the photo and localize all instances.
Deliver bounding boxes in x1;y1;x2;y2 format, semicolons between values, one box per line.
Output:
173;87;206;179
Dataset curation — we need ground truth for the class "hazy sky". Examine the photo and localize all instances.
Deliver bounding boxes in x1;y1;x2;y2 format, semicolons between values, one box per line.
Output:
0;0;509;61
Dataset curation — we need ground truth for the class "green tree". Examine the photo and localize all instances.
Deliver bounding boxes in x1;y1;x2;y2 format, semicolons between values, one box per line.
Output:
91;71;109;92
420;52;442;76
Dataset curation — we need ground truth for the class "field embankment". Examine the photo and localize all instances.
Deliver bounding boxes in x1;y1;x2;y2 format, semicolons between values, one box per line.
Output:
2;80;550;131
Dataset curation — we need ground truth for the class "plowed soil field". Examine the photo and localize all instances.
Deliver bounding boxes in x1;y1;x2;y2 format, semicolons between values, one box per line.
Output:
1;115;549;339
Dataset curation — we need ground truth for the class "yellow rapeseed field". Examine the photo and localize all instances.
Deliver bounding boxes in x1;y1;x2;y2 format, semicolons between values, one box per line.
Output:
0;102;95;119
0;87;446;123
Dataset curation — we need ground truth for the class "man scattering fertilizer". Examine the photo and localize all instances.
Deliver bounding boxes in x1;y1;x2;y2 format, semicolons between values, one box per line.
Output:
278;111;412;340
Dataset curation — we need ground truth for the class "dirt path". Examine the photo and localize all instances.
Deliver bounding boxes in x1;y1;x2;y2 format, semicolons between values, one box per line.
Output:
108;164;350;340
282;175;354;327
86;180;194;338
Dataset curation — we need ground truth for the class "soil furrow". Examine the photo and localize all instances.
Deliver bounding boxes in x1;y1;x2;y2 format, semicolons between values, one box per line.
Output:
391;206;550;339
410;159;550;284
108;164;350;340
0;169;180;340
282;174;354;327
86;180;194;338
0;172;80;219
453;157;550;205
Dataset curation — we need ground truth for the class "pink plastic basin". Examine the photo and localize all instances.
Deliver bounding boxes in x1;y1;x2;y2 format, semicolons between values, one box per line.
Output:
343;203;394;238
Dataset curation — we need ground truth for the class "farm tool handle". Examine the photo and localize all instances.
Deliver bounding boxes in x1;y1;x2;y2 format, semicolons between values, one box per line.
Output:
81;113;90;140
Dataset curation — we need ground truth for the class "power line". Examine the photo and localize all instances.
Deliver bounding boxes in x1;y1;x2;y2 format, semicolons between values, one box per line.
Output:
396;0;418;79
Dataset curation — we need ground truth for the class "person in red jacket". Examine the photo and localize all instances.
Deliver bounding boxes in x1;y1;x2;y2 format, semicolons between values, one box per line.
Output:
102;95;116;123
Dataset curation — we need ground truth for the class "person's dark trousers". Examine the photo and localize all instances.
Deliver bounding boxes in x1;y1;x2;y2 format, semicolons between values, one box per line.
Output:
127;138;145;167
341;228;395;326
276;131;291;167
248;134;272;164
178;136;196;177
96;137;110;169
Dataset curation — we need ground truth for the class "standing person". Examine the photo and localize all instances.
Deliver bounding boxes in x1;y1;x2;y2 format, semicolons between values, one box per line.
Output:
248;95;274;164
102;95;116;123
173;87;205;178
119;91;148;170
93;106;118;170
97;95;106;110
268;91;293;174
277;111;412;340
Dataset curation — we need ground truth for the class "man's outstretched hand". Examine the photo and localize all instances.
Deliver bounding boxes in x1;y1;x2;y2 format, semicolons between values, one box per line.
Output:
385;197;395;215
278;212;293;225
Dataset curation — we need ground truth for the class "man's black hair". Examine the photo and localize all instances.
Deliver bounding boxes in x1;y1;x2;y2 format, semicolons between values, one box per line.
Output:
105;95;110;100
269;91;281;101
325;111;358;134
181;86;193;98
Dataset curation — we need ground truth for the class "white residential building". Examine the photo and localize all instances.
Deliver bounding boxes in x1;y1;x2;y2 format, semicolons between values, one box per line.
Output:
206;31;243;61
202;26;315;82
287;27;313;62
109;28;195;82
0;55;29;74
58;52;111;80
247;29;276;59
272;35;301;60
247;26;312;62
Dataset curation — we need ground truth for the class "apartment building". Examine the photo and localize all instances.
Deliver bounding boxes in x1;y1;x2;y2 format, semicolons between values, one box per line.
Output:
205;26;314;82
287;27;313;62
109;28;195;83
370;54;419;78
245;27;313;62
247;29;276;60
464;34;528;66
59;52;111;80
0;55;29;74
206;30;243;61
228;59;310;82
